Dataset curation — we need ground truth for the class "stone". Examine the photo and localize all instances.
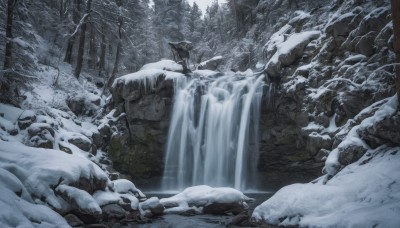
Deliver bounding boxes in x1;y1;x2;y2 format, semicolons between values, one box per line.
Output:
358;112;400;149
67;96;85;116
68;135;92;152
227;211;251;227
315;149;330;162
338;144;367;166
17;110;36;130
125;95;166;122
306;132;332;156
101;204;126;220
64;214;84;227
355;31;377;56
203;202;246;215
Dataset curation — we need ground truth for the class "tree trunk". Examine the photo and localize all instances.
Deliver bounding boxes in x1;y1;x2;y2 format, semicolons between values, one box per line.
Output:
3;0;15;70
98;23;106;76
391;0;400;106
107;18;123;88
88;22;96;69
64;0;81;64
73;0;92;79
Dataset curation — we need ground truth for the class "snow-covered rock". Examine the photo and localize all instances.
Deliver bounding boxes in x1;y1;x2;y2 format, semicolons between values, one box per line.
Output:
160;185;253;215
264;31;320;79
197;56;224;71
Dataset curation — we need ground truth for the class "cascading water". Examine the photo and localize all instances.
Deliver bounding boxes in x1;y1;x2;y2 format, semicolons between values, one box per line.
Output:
162;72;264;191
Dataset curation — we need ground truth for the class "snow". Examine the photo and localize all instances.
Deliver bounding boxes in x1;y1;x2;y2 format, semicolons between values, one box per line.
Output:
266;31;320;68
56;184;102;214
160;185;253;214
112;68;184;92
140;59;183;72
198;56;223;68
113;179;146;198
0;140;107;210
93;190;121;206
252;146;400;227
0;168;70;228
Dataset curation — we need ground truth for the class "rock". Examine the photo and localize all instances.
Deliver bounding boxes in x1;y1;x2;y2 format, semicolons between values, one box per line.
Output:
358;112;400;148
101;203;126;220
315;149;330;162
125;94;166;122
197;56;224;71
68;135;92;152
26;123;55;149
203;202;246;215
17;110;36;130
355;31;376;56
64;214;84;227
67;96;85;116
265;31;320;79
325;12;358;38
69;177;108;194
227;211;251;227
338;144;367;166
306;132;332;156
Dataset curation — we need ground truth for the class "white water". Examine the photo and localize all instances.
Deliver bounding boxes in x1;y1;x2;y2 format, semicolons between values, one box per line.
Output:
162;72;264;191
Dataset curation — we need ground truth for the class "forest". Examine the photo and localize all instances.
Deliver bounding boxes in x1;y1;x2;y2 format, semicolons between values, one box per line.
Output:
0;0;400;227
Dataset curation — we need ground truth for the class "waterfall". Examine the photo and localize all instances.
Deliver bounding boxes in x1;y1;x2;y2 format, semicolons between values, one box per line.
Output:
162;72;264;191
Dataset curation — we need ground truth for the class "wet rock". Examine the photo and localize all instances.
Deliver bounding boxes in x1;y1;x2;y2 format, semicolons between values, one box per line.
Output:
203;202;247;215
227;211;252;227
64;214;84;227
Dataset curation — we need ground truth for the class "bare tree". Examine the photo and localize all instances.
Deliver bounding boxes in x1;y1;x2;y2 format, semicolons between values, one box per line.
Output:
74;0;92;79
391;0;400;106
3;0;17;71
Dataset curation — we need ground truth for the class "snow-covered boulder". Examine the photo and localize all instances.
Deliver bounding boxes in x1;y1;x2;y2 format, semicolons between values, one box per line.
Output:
160;185;254;215
264;31;320;79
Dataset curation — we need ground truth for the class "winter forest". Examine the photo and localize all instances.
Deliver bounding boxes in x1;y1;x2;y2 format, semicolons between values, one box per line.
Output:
1;0;400;227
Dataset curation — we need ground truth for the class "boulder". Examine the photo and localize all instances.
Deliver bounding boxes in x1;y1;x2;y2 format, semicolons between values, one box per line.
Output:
358;112;400;148
26;123;55;149
17;110;36;130
306;132;333;156
68;135;92;152
338;144;367;166
64;214;84;227
355;31;377;56
101;204;126;220
66;96;85;116
203;202;247;215
265;31;320;79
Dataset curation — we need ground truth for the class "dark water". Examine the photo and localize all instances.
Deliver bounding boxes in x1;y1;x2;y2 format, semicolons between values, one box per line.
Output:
120;193;273;228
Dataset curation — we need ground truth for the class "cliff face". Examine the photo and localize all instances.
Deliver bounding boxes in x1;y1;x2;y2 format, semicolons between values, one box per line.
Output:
256;0;394;189
109;0;396;190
